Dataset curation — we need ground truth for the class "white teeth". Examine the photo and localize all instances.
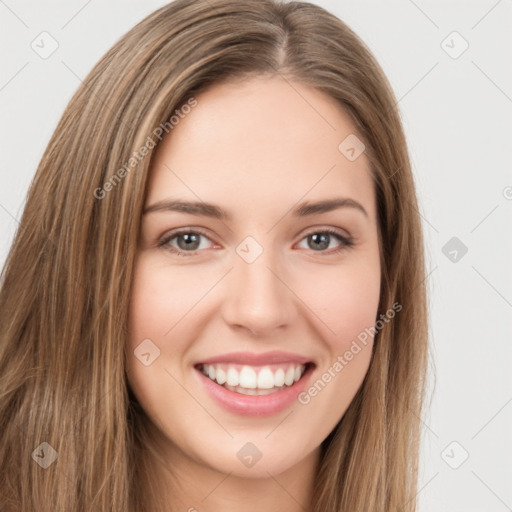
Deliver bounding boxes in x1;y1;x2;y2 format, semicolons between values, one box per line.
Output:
215;367;226;385
239;366;257;389
200;362;307;391
274;368;285;387
226;367;239;387
257;367;275;389
284;367;295;386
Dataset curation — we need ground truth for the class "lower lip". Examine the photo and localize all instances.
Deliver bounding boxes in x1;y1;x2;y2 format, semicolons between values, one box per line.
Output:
195;364;314;417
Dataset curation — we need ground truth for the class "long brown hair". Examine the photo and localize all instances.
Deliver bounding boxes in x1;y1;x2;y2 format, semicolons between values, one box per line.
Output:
0;1;429;510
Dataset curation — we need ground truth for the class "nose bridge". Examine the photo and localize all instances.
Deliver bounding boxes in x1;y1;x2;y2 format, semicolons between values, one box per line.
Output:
222;235;294;335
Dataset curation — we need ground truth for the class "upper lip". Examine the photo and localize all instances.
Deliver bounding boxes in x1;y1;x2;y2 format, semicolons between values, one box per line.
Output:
196;351;313;366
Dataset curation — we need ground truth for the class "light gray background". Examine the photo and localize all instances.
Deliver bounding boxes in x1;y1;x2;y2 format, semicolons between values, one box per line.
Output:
1;1;511;510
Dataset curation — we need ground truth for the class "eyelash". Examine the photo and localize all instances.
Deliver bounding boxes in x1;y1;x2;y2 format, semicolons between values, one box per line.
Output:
157;227;355;257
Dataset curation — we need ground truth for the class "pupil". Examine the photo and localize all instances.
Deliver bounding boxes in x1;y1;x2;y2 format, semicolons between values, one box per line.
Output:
310;233;329;250
178;233;199;250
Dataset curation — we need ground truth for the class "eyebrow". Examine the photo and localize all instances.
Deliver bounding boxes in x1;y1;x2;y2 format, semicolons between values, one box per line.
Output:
143;197;368;219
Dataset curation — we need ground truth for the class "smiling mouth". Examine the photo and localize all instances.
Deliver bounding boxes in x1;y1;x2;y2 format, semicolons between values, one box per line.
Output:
194;362;314;396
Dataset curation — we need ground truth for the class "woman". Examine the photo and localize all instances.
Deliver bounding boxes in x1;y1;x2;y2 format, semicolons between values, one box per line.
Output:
0;0;429;510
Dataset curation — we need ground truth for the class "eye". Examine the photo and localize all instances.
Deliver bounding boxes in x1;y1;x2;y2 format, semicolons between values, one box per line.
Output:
296;228;354;254
158;229;215;256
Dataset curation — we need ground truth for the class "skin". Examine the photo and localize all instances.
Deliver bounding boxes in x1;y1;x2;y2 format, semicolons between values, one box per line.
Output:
126;74;381;512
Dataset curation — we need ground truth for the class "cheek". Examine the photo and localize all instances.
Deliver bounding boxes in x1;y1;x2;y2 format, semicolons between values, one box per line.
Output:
127;255;201;351
125;257;201;438
126;257;183;399
292;254;380;400
334;265;381;343
293;267;380;432
295;255;381;348
126;255;227;402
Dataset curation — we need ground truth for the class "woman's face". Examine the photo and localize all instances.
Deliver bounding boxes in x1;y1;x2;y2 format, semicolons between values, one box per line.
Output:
126;75;381;479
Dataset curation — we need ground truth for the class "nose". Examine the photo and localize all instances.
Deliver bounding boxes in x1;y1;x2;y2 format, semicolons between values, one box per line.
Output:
221;245;296;337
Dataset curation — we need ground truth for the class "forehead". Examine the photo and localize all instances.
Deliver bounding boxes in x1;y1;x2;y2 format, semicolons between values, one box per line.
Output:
146;75;375;220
